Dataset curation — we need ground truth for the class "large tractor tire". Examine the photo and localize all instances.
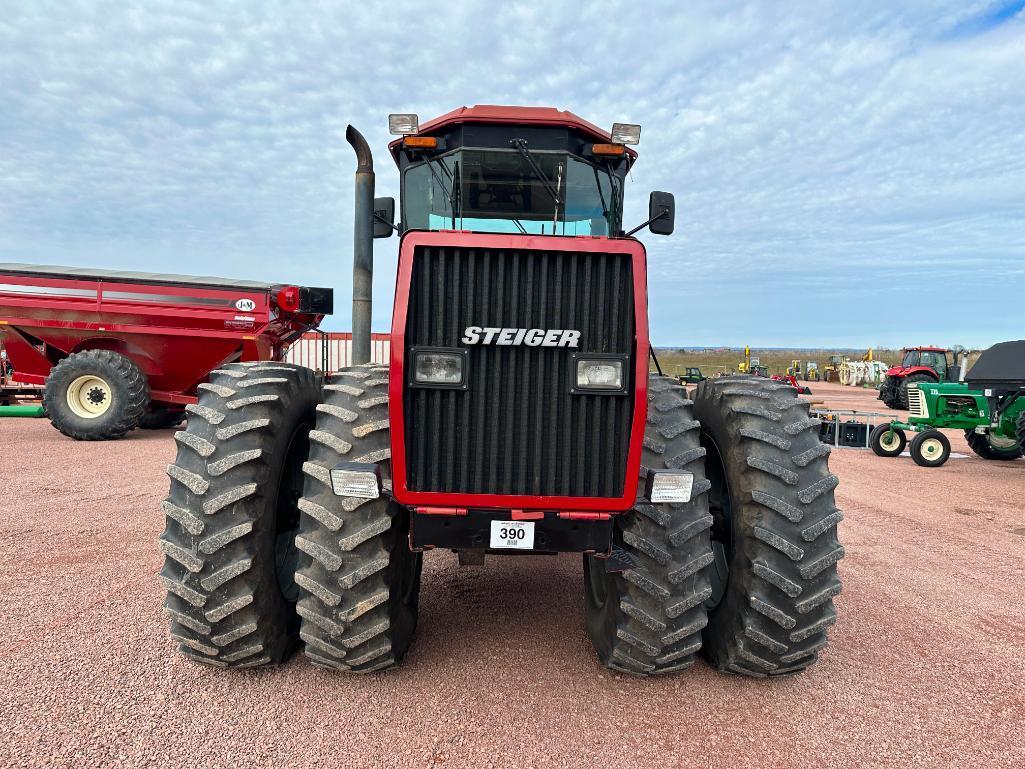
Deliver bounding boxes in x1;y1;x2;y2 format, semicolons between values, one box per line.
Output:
692;376;843;676
878;376;901;410
294;364;423;672
158;362;321;667
43;349;149;440
139;407;187;430
1017;412;1025;453
583;375;713;676
898;373;934;411
964;430;1023;461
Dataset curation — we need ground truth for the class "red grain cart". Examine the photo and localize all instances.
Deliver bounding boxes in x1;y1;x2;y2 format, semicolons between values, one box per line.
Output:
0;263;331;439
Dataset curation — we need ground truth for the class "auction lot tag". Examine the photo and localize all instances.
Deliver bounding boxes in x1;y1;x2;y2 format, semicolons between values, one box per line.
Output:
489;520;535;550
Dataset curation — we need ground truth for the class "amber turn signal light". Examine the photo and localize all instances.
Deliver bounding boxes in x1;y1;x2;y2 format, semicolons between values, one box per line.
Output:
591;143;626;156
403;136;438;149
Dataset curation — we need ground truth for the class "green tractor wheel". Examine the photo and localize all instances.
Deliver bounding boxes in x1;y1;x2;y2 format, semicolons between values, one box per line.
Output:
870;423;907;457
964;430;1023;461
910;430;951;468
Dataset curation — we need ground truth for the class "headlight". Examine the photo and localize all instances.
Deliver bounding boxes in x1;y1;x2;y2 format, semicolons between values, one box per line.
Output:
572;355;628;393
647;470;694;504
330;463;381;499
411;348;467;388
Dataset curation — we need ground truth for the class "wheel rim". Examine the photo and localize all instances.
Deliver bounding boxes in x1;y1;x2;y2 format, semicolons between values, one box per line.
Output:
880;430;901;451
66;375;112;418
275;422;312;603
920;438;944;460
701;435;732;609
988;433;1019;451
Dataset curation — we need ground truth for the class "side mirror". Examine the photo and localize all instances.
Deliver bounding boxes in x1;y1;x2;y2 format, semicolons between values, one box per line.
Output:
373;197;396;239
648;191;675;235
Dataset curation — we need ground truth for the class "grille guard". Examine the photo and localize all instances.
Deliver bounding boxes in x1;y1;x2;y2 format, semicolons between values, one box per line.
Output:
388;230;650;512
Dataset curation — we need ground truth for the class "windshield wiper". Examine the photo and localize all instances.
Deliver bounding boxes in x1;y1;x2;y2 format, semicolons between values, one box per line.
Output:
592;166;609;219
509;138;561;207
600;164;622;233
449;159;460;229
422;155;450;190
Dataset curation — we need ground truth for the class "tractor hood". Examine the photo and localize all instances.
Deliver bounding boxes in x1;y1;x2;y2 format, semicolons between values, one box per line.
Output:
886;365;936;378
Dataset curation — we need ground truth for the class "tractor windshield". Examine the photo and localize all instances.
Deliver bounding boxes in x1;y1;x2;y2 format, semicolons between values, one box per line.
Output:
403;149;621;236
902;350;921;368
920;351;947;375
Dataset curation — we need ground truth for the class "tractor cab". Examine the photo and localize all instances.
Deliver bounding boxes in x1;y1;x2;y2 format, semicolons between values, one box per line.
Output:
898;347;951;378
383;107;672;239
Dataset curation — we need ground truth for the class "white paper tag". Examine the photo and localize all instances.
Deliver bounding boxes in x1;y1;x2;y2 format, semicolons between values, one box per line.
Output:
489;520;535;550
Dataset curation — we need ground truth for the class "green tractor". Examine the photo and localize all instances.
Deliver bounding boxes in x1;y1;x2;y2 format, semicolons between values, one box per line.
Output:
870;341;1025;467
677;366;706;384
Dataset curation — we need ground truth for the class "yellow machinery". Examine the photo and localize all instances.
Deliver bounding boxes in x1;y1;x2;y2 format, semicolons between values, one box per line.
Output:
824;355;846;382
738;348;762;375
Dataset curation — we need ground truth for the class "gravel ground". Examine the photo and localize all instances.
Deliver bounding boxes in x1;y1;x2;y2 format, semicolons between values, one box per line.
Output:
1;381;1023;768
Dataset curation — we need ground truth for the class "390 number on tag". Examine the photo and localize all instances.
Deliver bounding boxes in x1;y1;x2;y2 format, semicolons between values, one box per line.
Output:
489;520;534;550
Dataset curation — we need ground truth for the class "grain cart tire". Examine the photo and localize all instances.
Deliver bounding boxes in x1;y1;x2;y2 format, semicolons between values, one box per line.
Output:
43;349;149;440
158;362;321;667
692;375;843;677
870;423;907;457
294;364;423;672
898;373;933;411
964;430;1023;461
910;429;950;468
878;377;901;410
1017;411;1025;453
583;375;714;676
140;407;187;430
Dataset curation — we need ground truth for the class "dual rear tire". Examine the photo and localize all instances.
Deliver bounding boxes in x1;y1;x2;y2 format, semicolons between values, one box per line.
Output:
159;363;421;671
160;369;842;677
584;375;843;676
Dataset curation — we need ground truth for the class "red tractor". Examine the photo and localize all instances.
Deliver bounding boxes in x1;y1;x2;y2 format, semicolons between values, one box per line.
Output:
160;106;842;678
878;346;962;410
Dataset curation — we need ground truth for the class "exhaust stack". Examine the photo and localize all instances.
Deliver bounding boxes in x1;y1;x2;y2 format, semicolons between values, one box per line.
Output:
346;125;374;365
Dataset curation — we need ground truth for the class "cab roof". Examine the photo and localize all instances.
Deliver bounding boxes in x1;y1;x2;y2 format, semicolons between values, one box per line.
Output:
387;105;638;164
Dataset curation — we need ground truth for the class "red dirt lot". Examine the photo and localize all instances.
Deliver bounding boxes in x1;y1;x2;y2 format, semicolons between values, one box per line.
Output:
1;381;1023;768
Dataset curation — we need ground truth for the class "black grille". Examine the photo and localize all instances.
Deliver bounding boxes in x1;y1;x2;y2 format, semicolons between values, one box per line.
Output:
404;244;635;498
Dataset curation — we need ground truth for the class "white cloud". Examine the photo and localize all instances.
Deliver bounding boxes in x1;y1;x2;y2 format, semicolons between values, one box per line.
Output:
0;0;1022;347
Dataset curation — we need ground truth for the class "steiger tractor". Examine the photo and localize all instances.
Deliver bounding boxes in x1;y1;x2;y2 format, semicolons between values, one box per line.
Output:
159;106;843;677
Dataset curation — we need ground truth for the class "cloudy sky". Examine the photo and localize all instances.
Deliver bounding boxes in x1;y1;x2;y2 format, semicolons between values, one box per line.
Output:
2;1;1023;347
